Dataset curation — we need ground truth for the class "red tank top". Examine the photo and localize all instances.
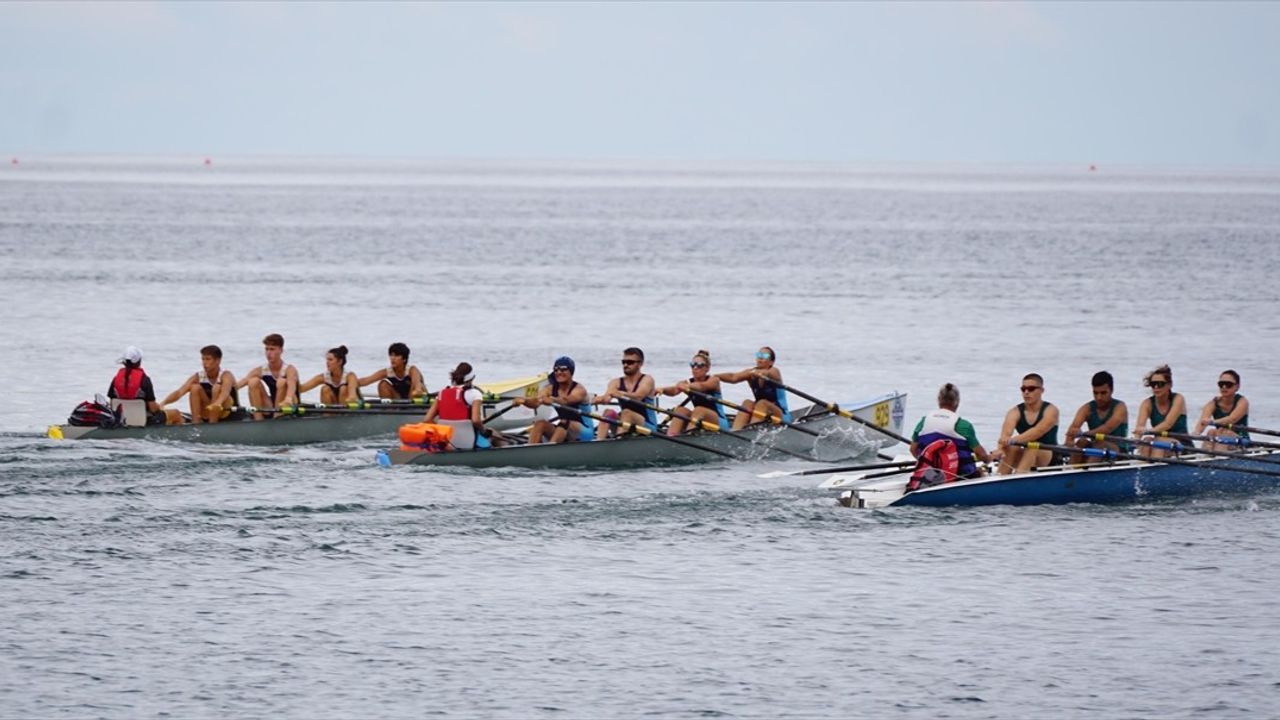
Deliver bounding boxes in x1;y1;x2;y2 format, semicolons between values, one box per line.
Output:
111;367;146;400
436;386;471;421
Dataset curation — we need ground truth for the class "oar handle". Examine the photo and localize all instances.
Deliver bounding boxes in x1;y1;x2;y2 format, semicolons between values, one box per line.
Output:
546;402;737;460
683;388;822;438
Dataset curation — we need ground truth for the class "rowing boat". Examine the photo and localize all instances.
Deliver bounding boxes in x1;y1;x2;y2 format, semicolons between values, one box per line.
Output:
48;375;549;446
376;391;908;469
832;449;1280;509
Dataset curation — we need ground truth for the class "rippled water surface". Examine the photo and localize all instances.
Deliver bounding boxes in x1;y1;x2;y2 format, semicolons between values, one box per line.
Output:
3;157;1280;718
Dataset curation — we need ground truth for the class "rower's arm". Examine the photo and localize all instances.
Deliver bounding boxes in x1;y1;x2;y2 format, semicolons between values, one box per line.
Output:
1065;404;1090;442
296;373;324;396
1093;402;1128;437
993;408;1019;458
356;369;387;387
715;369;750;384
1222;396;1249;426
1194;400;1216;433
1017;404;1060;443
212;371;237;407
564;384;589;405
234;366;261;390
592;379;619;405
409;367;428;398
1151;394;1187;434
159;374;197;406
423;401;439;423
687;377;721;394
1132;399;1152;436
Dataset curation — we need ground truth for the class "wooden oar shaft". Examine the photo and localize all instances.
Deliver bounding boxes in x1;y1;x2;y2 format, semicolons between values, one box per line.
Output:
683;389;821;438
547;402;737;460
1013;440;1280;479
762;378;912;445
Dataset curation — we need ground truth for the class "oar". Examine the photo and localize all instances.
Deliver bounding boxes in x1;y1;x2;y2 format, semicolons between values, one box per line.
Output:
1012;440;1280;480
239;404;428;416
1170;432;1280;451
481;403;519;425
818;466;921;490
758;458;916;479
761;378;912;446
682;388;821;437
546;402;737;460
606;401;820;462
1211;422;1280;438
1079;433;1280;467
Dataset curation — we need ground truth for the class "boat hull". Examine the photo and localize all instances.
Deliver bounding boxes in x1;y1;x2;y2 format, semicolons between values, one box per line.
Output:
839;450;1280;508
378;392;908;470
49;376;548;446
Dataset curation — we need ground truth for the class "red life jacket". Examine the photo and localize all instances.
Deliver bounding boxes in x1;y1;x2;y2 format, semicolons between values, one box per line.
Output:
906;438;960;492
111;367;146;400
436;386;471;421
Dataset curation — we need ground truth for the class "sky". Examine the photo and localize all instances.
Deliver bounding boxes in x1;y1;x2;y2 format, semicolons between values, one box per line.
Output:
1;1;1277;165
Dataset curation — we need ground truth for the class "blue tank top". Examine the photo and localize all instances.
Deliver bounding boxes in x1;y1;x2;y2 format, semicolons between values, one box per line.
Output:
688;380;730;430
615;374;657;428
748;375;792;422
552;381;595;431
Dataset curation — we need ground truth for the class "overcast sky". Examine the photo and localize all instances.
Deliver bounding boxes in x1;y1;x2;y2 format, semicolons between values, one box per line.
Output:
2;1;1277;165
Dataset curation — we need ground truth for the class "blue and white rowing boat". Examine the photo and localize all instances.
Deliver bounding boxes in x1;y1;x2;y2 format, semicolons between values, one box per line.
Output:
832;449;1280;509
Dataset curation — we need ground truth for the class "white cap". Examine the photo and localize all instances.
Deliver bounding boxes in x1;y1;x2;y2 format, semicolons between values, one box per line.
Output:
118;346;143;365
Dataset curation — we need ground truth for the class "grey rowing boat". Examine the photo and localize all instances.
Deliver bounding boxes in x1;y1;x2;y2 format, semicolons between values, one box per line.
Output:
49;375;548;446
376;392;908;469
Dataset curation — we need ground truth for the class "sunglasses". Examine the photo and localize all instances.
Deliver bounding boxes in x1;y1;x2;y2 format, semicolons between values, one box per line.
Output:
755;352;772;360
1218;380;1237;389
1149;380;1168;388
1020;385;1042;393
553;366;572;373
690;361;708;368
621;359;639;366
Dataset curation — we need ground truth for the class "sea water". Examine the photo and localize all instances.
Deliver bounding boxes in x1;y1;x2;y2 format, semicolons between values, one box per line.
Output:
2;156;1280;717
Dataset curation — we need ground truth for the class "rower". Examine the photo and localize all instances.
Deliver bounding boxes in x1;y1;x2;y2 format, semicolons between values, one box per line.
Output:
1194;369;1249;451
1132;364;1188;458
658;349;729;435
159;345;241;424
107;346;176;425
1063;370;1129;463
592;347;657;439
297;345;360;404
514;356;594;444
909;383;992;479
716;346;791;430
357;342;427;400
993;373;1060;474
423;362;492;450
236;333;299;419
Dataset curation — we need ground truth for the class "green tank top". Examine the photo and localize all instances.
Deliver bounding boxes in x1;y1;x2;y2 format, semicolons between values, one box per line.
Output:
1016;402;1059;446
1148;393;1188;434
1087;399;1128;439
1211;394;1249;439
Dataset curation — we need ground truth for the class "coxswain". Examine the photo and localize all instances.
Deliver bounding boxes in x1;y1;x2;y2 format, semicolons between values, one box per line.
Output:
1062;370;1129;463
297;345;360;404
107;346;177;425
514;356;594;444
423;362;493;450
358;342;427;400
716;346;790;430
236;333;299;419
592;347;657;439
159;345;240;424
1194;369;1249;451
992;373;1060;474
657;349;730;435
909;383;992;479
1132;364;1188;458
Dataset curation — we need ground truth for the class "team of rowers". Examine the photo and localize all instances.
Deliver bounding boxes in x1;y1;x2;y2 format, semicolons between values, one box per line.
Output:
105;336;794;449
909;365;1252;478
106;336;1252;465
